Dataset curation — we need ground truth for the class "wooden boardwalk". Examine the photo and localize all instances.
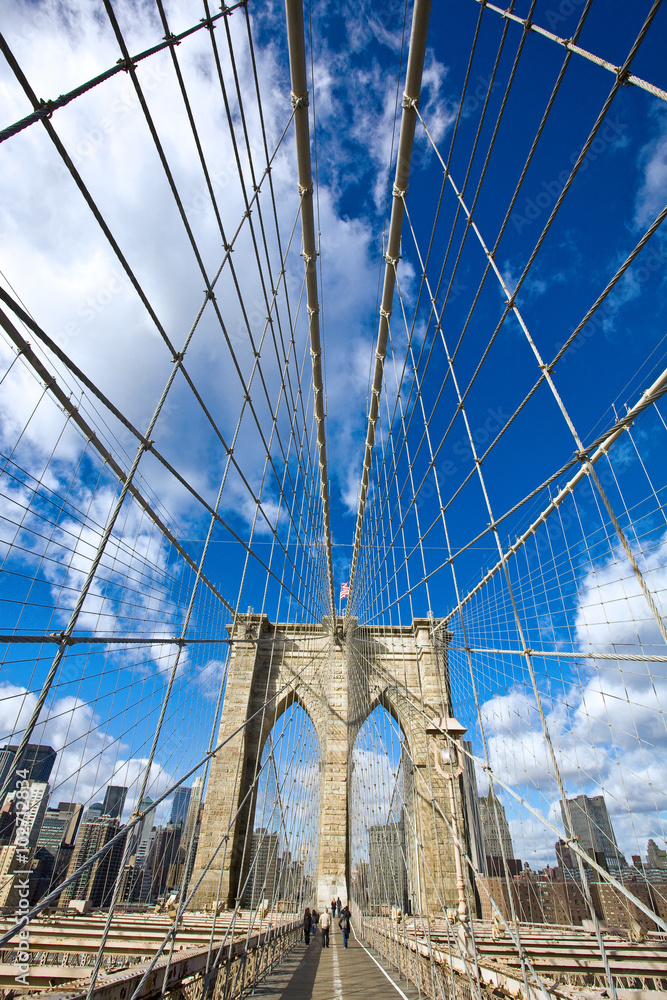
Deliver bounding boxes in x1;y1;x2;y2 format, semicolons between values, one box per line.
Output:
253;922;421;1000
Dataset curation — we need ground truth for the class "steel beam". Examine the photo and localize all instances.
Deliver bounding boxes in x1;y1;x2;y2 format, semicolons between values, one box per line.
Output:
284;0;336;622
347;0;433;602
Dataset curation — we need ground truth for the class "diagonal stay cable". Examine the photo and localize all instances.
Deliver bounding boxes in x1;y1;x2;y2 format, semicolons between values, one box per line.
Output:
0;2;248;143
0;302;320;622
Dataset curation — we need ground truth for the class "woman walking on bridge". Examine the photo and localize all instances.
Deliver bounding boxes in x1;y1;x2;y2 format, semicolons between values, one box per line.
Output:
303;907;311;945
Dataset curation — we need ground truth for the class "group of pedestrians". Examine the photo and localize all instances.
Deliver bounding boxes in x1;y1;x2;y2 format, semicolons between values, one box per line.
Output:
302;899;351;949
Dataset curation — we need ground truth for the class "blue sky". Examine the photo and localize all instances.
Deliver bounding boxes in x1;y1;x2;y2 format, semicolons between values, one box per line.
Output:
0;0;666;868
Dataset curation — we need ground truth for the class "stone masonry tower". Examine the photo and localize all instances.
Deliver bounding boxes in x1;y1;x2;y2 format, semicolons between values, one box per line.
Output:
189;614;467;916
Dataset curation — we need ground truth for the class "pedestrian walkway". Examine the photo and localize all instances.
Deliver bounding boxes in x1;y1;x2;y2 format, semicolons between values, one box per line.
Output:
253;921;421;1000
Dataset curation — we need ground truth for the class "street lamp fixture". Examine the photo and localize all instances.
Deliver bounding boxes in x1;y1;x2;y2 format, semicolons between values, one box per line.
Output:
426;716;468;923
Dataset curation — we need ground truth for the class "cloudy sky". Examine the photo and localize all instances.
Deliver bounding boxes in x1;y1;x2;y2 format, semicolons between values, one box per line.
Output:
0;0;666;874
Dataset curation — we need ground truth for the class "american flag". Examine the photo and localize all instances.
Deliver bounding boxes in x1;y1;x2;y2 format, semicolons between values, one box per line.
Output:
339;582;350;600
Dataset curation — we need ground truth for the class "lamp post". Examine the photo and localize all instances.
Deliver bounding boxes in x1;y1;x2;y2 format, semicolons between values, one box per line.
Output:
426;715;468;923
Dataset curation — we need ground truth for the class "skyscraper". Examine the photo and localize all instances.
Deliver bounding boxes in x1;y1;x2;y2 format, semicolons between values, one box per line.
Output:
60;817;127;908
0;744;56;790
182;776;204;849
244;828;279;908
145;824;182;899
0;781;50;848
32;803;83;904
561;794;625;870
169;786;191;827
647;839;667;870
461;739;486;875
37;802;83;853
368;817;408;912
479;788;514;864
102;785;128;820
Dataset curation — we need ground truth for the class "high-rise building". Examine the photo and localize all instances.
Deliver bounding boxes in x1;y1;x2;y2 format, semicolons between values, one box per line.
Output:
0;845;20;907
647;839;667;870
0;781;50;848
244;828;279;908
479;788;514;864
561;794;625;871
60;818;127;908
118;863;144;904
84;802;104;822
182;777;204;849
31;802;84;902
102;785;128;820
0;744;56;791
36;802;83;853
368;817;408;912
461;740;485;875
170;786;191;827
145;824;182;900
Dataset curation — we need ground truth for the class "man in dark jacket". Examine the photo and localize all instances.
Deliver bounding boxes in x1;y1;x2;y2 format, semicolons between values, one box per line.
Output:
338;904;351;948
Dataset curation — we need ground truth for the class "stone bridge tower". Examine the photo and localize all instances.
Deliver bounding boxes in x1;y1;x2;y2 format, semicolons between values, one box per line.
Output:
189;614;467;916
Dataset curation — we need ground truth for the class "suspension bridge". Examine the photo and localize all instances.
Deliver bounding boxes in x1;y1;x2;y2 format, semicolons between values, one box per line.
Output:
0;0;666;998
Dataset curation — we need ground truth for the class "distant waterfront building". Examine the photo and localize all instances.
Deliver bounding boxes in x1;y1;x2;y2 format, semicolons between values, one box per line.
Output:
479;788;514;865
561;794;625;870
244;828;279;908
61;817;127;908
477;871;588;925
102;785;128;820
170;786;191;827
0;744;56;791
591;879;657;932
368;817;408;912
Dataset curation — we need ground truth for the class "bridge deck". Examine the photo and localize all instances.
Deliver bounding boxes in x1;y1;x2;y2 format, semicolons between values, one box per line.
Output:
254;922;420;1000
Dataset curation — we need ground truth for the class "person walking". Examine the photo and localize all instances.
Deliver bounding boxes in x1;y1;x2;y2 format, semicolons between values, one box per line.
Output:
338;904;351;948
303;907;311;945
320;907;331;947
311;907;319;936
336;896;342;916
331;897;337;918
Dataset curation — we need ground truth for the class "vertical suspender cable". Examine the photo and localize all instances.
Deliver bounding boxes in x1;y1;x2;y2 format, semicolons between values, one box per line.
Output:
284;0;336;622
347;0;433;607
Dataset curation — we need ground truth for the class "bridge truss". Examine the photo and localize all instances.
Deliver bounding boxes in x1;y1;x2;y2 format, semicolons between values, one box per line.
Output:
0;0;666;998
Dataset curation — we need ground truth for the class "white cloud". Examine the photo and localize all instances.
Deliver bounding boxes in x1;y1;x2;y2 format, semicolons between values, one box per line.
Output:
635;114;667;229
476;531;667;862
0;682;175;818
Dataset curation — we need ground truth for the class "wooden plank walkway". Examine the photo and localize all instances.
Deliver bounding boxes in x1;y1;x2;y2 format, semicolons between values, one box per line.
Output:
253;921;422;1000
